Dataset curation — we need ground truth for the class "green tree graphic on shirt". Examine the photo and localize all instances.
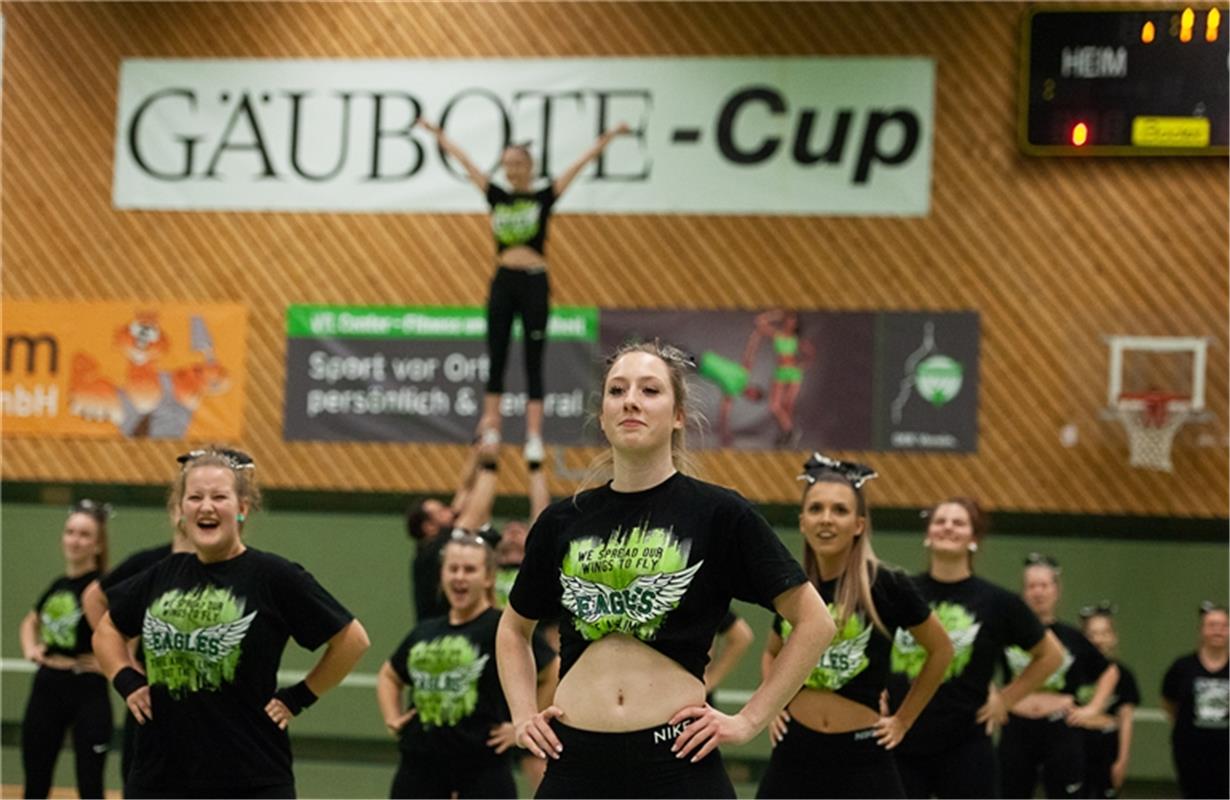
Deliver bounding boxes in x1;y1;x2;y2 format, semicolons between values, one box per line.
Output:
559;526;699;641
407;635;489;727
492;200;541;246
141;587;254;698
892;602;981;680
1005;643;1074;692
40;591;82;649
781;606;873;690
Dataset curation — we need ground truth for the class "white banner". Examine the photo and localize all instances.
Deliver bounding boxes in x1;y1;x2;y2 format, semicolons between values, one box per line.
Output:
113;58;934;216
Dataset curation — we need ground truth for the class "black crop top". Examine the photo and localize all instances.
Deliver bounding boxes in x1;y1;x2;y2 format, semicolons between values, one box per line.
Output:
508;472;807;682
486;184;557;256
774;565;930;712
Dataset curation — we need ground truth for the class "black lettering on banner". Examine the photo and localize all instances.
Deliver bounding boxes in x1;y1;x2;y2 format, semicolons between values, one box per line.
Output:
127;88;200;181
593;89;652;181
205;92;278;179
4;335;59;375
368;92;424;181
854;109;919;184
437;89;511;180
716;86;787;165
288;91;354;181
512;90;585;178
793;109;853;165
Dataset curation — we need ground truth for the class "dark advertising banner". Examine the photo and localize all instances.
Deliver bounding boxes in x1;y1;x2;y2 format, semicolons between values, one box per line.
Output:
600;310;877;450
283;305;598;443
283;305;977;452
874;312;980;452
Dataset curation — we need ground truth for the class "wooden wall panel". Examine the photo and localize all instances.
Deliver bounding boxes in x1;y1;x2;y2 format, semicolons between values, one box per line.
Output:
2;2;1226;516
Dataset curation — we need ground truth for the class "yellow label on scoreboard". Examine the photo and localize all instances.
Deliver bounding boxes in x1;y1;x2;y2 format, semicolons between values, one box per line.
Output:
1131;116;1211;148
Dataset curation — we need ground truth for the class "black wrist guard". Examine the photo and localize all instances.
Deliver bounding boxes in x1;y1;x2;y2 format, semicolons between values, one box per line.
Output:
274;680;318;716
113;666;148;699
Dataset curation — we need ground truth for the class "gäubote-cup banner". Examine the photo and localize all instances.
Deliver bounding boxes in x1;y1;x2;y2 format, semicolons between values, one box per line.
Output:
113;57;934;216
2;302;248;439
283;305;978;452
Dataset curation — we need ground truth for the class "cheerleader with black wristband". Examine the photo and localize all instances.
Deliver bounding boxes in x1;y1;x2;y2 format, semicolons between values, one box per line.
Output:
416;117;630;464
497;340;833;799
20;500;113;799
757;455;953;799
998;555;1119;800
93;447;370;799
1077;603;1138;799
887;498;1064;799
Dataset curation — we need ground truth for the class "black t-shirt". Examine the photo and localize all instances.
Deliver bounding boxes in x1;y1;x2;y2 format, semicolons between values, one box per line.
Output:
889;573;1046;755
389;607;555;758
774;565;930;713
486;184;557;255
509;473;807;682
102;543;175;668
107;548;354;793
1078;659;1139;716
1003;620;1111;697
33;571;100;657
413;534;449;622
1162;653;1230;744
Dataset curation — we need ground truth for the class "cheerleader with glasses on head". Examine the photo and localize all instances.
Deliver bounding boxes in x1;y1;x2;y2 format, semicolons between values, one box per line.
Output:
757;454;953;799
497;340;834;799
93;446;370;799
20;500;113;800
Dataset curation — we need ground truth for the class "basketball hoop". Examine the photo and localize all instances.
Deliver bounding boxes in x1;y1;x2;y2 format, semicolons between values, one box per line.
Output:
1116;391;1190;472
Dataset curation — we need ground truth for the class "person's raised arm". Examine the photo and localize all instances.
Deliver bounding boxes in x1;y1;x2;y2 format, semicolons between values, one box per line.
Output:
1067;662;1121;727
418;119;489;192
20;610;45;665
705;616;755;694
455;464;498;532
93;612;152;724
552;123;631;197
1111;703;1135;791
265;619;371;730
82;580;108;630
528;468;551;527
978;629;1063;733
376;660;416;737
672;582;832;762
874;613;954;749
498;606;563;760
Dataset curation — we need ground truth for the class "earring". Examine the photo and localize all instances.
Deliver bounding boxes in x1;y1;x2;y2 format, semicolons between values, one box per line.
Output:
922;539;932;548
237;513;246;523
968;542;978;553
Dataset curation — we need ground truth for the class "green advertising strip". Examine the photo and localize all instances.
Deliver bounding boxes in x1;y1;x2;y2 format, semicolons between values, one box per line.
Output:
287;305;598;342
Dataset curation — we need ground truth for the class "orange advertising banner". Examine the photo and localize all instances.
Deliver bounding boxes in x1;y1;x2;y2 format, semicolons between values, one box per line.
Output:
2;302;247;439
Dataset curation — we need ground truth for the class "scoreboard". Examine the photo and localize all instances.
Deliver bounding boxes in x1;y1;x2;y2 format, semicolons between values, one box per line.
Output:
1020;8;1228;155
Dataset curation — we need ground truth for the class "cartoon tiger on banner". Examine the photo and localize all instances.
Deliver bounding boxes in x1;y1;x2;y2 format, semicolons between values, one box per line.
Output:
68;312;229;437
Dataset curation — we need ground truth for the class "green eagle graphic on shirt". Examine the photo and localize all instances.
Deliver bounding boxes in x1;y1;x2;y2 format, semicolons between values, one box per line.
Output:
40;591;83;649
892;602;981;681
141;588;255;698
1004;643;1074;692
407;635;489;727
781;607;873;690
559;526;699;641
492;200;541;246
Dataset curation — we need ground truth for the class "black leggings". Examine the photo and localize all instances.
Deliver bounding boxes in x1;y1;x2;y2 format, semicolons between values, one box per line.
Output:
486;266;550;400
390;750;516;798
895;730;998;799
998;712;1085;799
1083;728;1119;799
535;719;735;799
21;667;112;799
757;720;905;799
1172;730;1230;800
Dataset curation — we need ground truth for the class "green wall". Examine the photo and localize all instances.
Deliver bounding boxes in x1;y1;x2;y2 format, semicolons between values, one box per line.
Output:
3;502;1226;781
